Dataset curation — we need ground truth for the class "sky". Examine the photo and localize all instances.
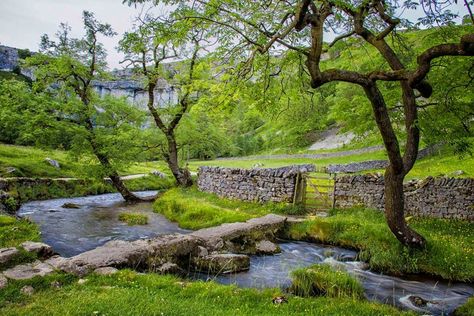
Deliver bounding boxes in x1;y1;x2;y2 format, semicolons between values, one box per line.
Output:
0;0;470;70
0;0;152;69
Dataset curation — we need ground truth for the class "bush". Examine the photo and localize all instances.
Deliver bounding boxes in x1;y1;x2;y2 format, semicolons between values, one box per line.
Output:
290;264;364;299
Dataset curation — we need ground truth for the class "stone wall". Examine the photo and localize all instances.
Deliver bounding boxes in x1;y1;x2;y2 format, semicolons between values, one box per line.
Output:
197;165;315;203
334;175;474;221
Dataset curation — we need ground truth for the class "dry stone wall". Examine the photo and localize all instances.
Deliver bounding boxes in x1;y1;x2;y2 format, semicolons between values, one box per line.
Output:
197;165;315;203
334;175;474;221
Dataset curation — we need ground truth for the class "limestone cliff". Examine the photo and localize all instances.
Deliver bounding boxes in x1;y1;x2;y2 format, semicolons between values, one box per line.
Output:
0;45;178;107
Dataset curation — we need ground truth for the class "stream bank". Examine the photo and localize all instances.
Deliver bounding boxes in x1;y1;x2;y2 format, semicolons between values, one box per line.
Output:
13;192;474;315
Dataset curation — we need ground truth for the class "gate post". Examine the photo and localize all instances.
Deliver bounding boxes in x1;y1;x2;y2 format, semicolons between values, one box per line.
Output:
293;172;306;206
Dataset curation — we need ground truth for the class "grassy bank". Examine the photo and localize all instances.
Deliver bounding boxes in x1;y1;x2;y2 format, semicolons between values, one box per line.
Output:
285;208;474;282
0;270;412;315
153;187;303;230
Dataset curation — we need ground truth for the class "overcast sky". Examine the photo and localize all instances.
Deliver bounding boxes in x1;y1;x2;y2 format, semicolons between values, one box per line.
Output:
0;0;469;70
0;0;151;69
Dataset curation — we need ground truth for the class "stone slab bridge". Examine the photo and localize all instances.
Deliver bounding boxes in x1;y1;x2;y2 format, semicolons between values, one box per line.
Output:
0;214;294;286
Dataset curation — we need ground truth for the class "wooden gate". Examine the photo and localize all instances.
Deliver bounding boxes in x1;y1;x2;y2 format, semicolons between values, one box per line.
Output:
303;174;336;211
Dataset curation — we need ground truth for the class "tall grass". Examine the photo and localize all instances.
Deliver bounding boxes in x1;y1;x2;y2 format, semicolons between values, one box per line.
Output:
290;264;364;299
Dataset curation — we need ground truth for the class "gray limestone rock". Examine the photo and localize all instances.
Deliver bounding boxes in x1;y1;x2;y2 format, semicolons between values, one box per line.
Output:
151;170;167;178
0;247;19;264
20;285;35;296
193;253;250;274
3;261;54;280
255;240;281;255
21;241;54;259
156;262;184;275
45;158;60;169
0;273;7;289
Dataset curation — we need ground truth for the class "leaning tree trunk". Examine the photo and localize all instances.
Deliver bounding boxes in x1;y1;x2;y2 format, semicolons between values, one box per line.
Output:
86;120;143;203
95;151;144;203
364;83;426;249
384;167;426;248
165;134;193;187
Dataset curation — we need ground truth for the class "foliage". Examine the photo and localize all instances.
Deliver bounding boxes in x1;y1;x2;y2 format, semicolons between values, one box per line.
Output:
0;269;411;315
154;186;303;229
118;212;149;225
285;208;474;281
290;264;364;299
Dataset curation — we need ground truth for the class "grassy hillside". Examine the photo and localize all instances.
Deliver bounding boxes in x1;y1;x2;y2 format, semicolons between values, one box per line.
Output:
2;143;472;180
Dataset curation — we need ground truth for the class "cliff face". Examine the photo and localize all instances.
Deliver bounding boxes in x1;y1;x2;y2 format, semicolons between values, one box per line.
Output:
0;45;178;107
0;45;19;71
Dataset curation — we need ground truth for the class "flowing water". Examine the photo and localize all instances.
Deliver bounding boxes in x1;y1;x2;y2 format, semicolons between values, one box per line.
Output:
18;191;189;257
192;242;473;315
18;193;473;315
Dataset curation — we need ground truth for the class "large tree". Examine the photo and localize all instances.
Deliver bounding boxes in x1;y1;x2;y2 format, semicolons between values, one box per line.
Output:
126;0;474;248
26;11;146;202
119;15;210;187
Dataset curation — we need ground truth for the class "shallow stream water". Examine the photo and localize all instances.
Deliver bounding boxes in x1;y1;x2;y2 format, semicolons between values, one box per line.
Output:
18;192;473;315
18;191;189;257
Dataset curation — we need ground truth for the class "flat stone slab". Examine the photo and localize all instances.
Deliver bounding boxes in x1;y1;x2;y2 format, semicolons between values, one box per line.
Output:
3;261;54;280
194;253;250;274
0;247;19;264
59;234;201;276
21;241;54;258
51;214;287;276
190;214;286;240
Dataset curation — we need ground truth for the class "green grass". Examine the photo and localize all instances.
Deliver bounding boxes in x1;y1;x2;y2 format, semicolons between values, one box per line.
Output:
118;213;149;226
0;144;83;178
454;297;474;316
0;215;40;248
290;264;364;299
0;270;412;316
154;186;304;230
0;215;41;269
2;142;473;181
285;208;474;282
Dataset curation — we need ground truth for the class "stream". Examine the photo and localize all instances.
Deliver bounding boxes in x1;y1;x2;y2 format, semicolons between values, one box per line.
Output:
18;192;473;315
18;191;189;257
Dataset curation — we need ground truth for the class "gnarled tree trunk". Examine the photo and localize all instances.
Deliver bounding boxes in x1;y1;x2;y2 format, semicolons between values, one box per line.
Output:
165;134;193;187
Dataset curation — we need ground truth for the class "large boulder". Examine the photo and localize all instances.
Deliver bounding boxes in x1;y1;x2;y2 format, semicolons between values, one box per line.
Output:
3;261;54;280
21;241;54;259
193;253;250;274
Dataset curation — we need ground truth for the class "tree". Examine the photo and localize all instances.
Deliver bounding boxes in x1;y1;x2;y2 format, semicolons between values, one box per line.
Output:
119;15;209;186
26;11;146;202
126;0;474;248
